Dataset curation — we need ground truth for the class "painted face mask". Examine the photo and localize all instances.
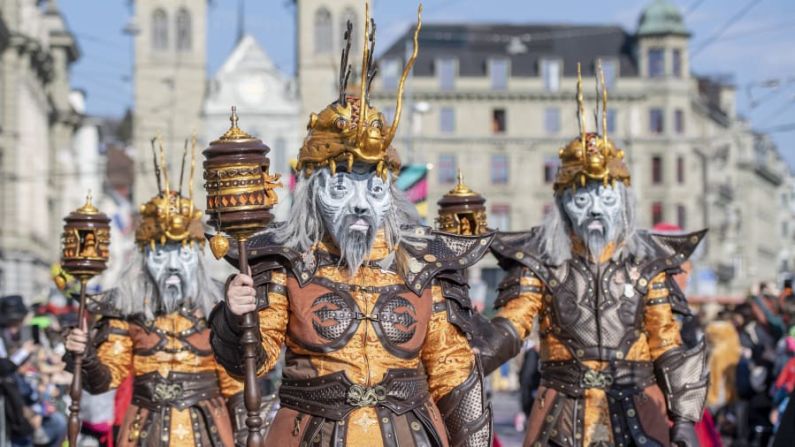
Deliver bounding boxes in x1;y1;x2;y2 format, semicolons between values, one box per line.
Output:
144;243;199;313
561;181;626;259
316;168;392;275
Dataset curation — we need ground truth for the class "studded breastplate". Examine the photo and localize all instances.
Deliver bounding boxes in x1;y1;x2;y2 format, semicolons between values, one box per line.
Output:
545;258;645;361
285;275;432;360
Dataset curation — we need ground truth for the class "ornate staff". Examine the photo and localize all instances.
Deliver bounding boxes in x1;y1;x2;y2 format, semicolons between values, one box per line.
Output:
60;193;111;447
203;107;279;447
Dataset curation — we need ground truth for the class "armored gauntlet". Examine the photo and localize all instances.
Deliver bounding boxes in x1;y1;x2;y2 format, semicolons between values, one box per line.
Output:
436;360;492;447
654;338;709;422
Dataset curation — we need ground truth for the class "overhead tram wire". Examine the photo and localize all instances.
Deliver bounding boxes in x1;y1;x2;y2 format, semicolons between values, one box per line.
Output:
691;0;763;56
685;0;708;15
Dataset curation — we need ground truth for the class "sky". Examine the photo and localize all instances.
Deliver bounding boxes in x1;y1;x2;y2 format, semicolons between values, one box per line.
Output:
60;0;795;166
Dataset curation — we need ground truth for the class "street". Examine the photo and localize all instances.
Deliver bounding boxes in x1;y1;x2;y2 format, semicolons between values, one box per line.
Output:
492;391;525;447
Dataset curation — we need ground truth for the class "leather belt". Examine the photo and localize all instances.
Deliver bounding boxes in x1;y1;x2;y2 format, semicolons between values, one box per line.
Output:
540;360;656;397
132;371;221;411
279;369;430;421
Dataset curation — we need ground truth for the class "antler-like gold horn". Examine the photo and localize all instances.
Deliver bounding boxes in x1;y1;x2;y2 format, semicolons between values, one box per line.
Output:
382;3;423;151
576;63;587;152
598;61;608;151
358;1;371;149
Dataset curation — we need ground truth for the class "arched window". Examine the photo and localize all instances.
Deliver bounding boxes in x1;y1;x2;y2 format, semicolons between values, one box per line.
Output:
314;8;332;55
176;8;192;52
152;8;168;51
340;8;357;51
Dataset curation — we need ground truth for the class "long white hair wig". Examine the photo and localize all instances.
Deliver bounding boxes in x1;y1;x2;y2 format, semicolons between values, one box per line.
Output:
106;248;222;321
533;182;654;265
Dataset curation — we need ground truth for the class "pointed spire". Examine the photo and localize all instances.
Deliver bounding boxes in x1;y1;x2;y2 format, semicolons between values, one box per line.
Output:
237;0;245;43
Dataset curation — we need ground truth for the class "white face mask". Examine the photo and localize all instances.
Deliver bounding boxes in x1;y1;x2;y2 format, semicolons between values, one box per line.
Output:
315;168;392;275
144;243;199;313
561;181;626;258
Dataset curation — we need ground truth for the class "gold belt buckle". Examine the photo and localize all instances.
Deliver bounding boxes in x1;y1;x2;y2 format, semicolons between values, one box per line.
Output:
153;382;184;402
347;384;387;407
581;369;614;389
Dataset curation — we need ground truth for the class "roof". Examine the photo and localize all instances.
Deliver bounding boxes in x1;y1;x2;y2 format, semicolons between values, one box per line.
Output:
379;23;638;78
637;0;690;37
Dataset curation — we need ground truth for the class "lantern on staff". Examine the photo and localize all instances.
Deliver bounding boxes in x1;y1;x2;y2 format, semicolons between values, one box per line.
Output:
436;170;489;236
203;107;280;447
60;193;111;447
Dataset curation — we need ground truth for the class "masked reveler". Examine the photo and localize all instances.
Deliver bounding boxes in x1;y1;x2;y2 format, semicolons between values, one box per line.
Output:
209;6;493;447
478;64;709;447
64;150;252;446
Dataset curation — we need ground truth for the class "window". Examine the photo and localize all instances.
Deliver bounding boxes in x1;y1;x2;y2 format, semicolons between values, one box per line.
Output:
314;8;333;54
438;154;457;184
652;156;663;184
492;109;506;134
440;107;455;134
437;58;456;91
649;108;664;134
175;8;191;52
544;107;560;134
648;48;665;78
490;58;509;91
652;202;664;225
490;204;511;231
340;8;357;52
783;221;790;239
607;109;617;134
544;155;559;184
152;9;168;51
672;49;683;78
541;59;561;92
601;59;618;89
677;204;687;229
676;156;685;184
675;109;685;134
381;59;400;91
491;154;509;184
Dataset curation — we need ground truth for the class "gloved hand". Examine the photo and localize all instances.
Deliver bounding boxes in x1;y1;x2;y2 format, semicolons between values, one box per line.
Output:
670;418;698;447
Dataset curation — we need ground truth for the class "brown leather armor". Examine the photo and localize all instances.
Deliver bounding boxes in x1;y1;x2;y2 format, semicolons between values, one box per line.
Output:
66;300;245;447
211;226;494;447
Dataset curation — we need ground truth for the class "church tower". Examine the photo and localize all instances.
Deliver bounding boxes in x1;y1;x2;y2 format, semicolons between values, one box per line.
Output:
295;0;365;120
131;0;207;203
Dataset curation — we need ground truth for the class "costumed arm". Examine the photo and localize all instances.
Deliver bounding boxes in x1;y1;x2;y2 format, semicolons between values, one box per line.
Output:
209;267;288;378
478;265;544;375
422;283;491;447
65;318;133;394
644;271;708;445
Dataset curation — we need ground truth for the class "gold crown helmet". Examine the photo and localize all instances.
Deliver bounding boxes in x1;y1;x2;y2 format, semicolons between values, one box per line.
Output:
135;136;204;250
297;2;422;180
553;61;631;193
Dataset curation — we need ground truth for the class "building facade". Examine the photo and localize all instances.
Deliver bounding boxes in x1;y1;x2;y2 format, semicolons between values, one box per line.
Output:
130;0;206;204
202;34;302;220
361;0;792;298
0;0;81;299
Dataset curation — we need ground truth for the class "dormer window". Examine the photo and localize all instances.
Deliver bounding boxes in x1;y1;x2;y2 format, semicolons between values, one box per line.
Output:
437;58;457;91
540;59;561;92
601;59;618;88
489;58;509;91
